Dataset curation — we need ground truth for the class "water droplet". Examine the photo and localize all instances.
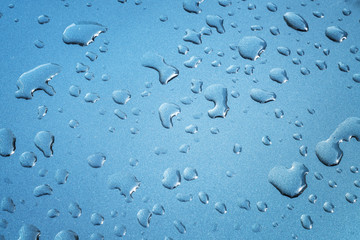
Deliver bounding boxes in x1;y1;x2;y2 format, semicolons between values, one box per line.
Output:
206;15;225;34
183;0;203;14
18;224;40;240
152;204;165;215
269;68;288;84
250;88;276;104
308;194;317;204
176;193;193;202
174;220;186;234
238;36;267;60
270;26;280;36
55;230;79;240
274;108;284;118
84;93;100;103
114;225;126;237
63;22;107;46
55;169;69;184
34;131;54;158
108;173;140;202
338;62;350;72
183;167;198;181
323;201;334;213
204;84;229;118
15;63;61;99
191;79;203;93
1;197;15;213
137;209;152;228
345;193;357;203
33;184;53;197
38;15;50;24
266;2;277;12
215;202;227;214
142;52;179;85
283;12;309;32
198;192;209;204
112;90;131;105
315;117;360;166
300;214;313;230
325;26;348;42
68;202;82;218
162;168;181;189
328;180;337;188
47;208;60;218
159;103;181;128
91;213;104;226
256;201;268;212
87;153;106;168
299;145;308;157
268;162;309;198
315;60;327;70
178;45;189;55
277;47;291;56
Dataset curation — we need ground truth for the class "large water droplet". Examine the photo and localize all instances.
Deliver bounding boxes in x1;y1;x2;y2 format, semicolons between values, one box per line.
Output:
250;88;276;103
162;168;181;189
34;131;54;158
15;63;61;99
142;52;179;85
137;209;152;228
62;22;107;46
315;117;360;166
238;36;267;60
0;128;16;157
283;12;309;32
325;26;348;42
268;162;309;198
204;84;229;118
159;103;181;128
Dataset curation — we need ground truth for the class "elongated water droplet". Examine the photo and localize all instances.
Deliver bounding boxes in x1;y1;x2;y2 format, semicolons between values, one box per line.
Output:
63;22;107;46
283;12;309;32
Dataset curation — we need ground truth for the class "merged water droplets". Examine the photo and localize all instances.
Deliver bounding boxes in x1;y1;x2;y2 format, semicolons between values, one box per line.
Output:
268;162;309;198
315;117;360;166
137;209;152;228
62;22;107;46
204;84;229;118
142;52;179;85
206;15;225;34
34;131;54;158
15;63;61;99
162;168;181;189
238;36;267;61
159;103;181;128
283;12;309;32
108;173;140;202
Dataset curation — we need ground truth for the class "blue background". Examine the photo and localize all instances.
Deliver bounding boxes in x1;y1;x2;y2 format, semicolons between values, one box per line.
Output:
1;0;360;239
